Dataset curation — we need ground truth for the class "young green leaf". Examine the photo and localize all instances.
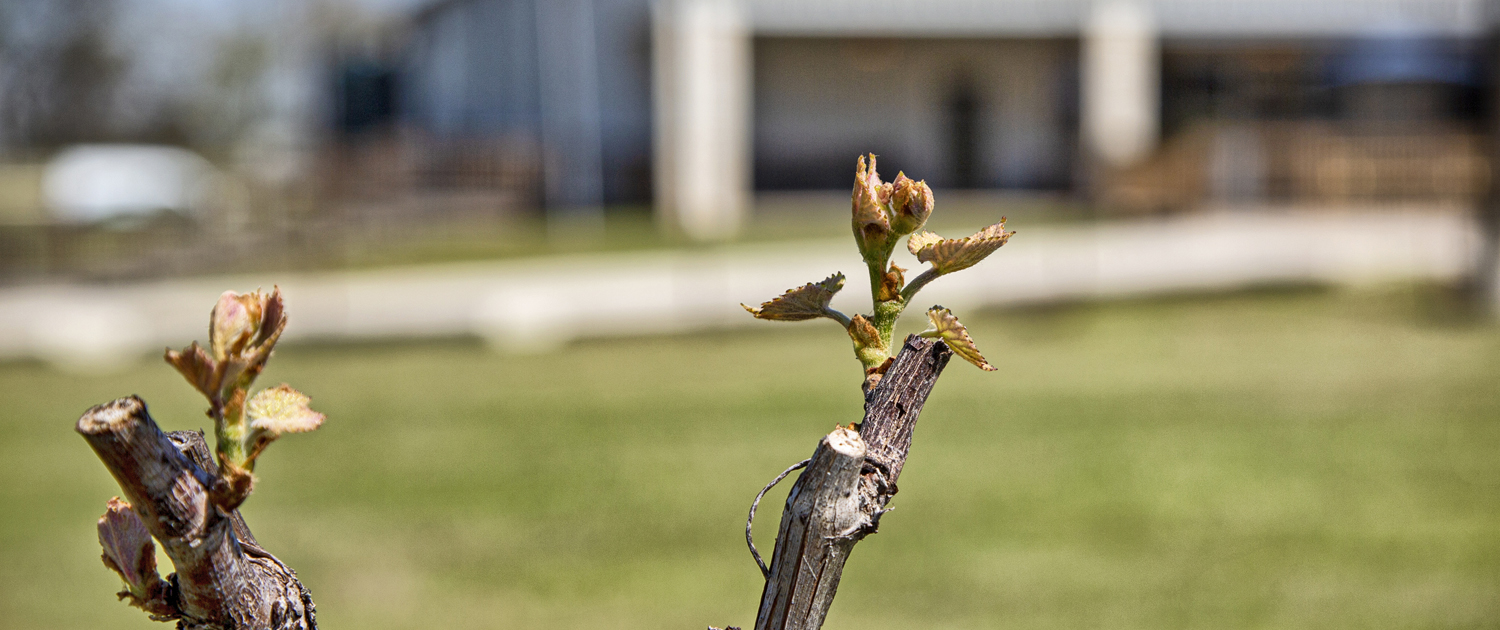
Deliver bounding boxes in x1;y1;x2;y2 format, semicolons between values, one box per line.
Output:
908;219;1013;275
906;231;943;256
241;384;325;475
246;385;325;436
918;306;997;371
743;273;846;321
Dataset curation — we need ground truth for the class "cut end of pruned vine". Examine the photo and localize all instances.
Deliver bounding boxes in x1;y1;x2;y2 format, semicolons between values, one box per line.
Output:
918;306;996;371
743;272;846;321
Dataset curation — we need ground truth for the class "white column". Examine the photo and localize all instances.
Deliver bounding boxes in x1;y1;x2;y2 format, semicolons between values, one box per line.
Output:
1082;0;1159;168
652;0;750;242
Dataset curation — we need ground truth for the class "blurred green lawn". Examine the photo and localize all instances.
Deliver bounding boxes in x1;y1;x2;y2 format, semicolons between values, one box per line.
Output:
2;285;1497;629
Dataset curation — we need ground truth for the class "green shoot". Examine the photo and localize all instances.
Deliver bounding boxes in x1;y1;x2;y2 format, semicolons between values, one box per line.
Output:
743;154;1011;390
164;288;323;508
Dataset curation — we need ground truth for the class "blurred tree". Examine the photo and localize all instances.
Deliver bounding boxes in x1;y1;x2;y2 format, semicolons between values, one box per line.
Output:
0;0;125;150
186;33;272;149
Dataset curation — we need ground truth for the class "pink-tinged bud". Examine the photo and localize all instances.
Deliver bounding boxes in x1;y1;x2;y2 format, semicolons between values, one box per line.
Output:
208;287;287;362
97;498;176;617
890;172;933;235
97;498;158;596
851;154;893;263
210;291;259;361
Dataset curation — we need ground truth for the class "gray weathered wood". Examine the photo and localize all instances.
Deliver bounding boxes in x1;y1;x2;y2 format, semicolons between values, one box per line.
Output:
857;335;953;493
753;426;867;630
77;396;316;630
752;335;953;630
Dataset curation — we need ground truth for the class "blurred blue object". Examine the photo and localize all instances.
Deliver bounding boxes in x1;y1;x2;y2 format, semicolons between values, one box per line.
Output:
1332;31;1478;86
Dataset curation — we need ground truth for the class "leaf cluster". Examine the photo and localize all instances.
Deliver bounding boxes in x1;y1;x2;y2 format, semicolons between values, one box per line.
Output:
164;288;324;509
744;154;1012;388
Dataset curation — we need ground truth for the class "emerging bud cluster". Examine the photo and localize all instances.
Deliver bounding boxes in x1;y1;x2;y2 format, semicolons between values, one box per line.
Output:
752;154;1010;384
163;288;323;509
166;289;287;406
851;154;933;264
210;290;282;366
890;172;934;235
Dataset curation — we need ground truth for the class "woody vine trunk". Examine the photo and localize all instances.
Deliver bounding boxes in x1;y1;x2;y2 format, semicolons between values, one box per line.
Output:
78;396;317;630
750;335;953;630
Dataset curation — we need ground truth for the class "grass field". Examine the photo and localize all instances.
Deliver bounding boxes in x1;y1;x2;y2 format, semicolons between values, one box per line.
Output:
2;284;1497;629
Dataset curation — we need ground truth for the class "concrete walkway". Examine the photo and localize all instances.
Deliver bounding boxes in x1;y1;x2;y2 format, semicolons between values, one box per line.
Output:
0;209;1481;370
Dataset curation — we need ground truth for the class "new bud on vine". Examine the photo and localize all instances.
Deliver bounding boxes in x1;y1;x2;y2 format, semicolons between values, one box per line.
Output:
209;289;285;384
97;498;159;599
889;172;933;235
164;287;323;509
211;291;280;359
82;290;322;626
96;497;174;617
851;154;895;265
751;154;1011;385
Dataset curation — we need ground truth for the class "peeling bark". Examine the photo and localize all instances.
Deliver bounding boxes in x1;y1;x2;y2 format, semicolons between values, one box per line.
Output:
752;335;953;630
77;396;316;630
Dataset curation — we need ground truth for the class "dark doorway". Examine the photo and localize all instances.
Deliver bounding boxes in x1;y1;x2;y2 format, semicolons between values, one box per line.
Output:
946;75;981;188
337;61;397;136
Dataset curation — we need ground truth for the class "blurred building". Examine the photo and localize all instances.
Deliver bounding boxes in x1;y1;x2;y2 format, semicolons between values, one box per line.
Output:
318;0;654;239
0;0;1489;256
401;0;653;211
352;0;1488;239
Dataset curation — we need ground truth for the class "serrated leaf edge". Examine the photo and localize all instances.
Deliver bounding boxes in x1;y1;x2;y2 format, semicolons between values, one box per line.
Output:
246;384;325;435
920;306;997;371
909;220;1012;274
743;272;846;321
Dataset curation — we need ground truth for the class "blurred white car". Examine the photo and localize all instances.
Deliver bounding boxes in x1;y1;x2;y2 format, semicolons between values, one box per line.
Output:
42;144;216;223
